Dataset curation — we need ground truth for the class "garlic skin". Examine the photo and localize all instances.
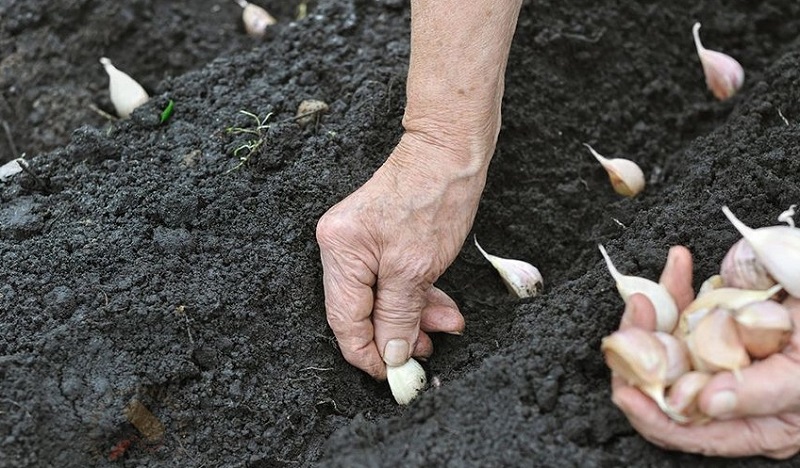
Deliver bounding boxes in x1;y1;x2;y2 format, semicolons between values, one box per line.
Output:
667;371;712;423
474;237;543;298
685;308;750;379
734;300;793;359
99;57;149;119
386;358;427;405
692;22;744;101
601;328;686;422
235;0;277;38
584;143;645;197
654;332;691;386
719;239;776;290
698;274;724;297
722;206;800;297
598;244;678;333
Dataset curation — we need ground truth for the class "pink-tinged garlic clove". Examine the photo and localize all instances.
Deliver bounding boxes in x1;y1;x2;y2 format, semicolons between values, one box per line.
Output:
698;274;725;297
654;332;691;386
584;144;645;197
666;371;712;423
474;237;543;298
685;308;750;378
601;328;686;422
692;22;744;101
720;239;776;290
234;0;276;38
678;284;782;336
734;300;793;359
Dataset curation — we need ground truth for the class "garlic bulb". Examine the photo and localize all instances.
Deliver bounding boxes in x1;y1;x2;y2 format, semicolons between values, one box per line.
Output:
234;0;276;38
386;358;427;405
666;371;712;423
678;284;782;335
719;239;776;290
99;57;149;119
584;144;645;197
601;328;686;422
598;244;678;333
474;237;543;298
722;206;800;297
685;308;750;379
692;22;744;101
734;300;793;359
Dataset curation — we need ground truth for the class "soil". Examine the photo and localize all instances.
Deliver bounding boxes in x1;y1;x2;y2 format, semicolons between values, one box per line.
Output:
2;0;799;466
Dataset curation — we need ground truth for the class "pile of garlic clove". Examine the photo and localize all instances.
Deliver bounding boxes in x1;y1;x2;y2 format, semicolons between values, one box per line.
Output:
600;205;798;424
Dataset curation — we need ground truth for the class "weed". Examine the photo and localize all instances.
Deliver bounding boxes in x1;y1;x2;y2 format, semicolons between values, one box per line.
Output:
225;110;272;172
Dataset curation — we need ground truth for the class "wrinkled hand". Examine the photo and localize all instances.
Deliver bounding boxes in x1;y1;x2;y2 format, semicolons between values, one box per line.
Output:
316;132;491;379
612;246;800;459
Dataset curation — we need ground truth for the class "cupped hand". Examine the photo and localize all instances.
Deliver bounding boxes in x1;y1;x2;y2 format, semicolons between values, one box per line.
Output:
612;246;800;459
316;132;491;379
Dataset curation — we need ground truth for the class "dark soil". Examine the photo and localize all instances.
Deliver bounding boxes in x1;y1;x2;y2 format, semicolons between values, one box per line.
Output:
2;0;799;466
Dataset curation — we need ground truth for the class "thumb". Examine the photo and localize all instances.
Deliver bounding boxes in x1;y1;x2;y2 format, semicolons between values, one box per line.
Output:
698;353;800;419
373;279;424;367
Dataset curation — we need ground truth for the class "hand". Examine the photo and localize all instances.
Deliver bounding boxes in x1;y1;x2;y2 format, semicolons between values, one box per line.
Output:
316;132;490;379
611;246;800;459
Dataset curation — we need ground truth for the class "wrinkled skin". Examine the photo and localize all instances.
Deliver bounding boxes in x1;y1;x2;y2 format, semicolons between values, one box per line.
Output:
613;246;800;459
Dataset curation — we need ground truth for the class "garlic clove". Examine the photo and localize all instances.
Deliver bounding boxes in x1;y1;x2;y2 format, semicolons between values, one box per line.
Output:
99;57;149;119
698;274;725;297
474;237;543;298
778;204;797;228
235;0;277;38
734;300;794;359
722;206;800;297
598;244;678;333
601;328;686;422
386;358;427;405
584;143;645;197
685;308;750;378
296;99;329;127
692;22;744;101
654;331;691;386
678;284;782;335
719;238;776;290
0;158;24;182
666;371;712;423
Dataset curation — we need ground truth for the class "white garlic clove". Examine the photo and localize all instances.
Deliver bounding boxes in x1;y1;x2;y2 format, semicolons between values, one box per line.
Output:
734;300;794;359
678;284;782;335
654;332;691;386
722;206;800;297
237;0;277;38
584;144;645;197
778;204;797;228
0;158;24;182
601;328;686;422
598;244;678;333
692;22;744;101
99;57;149;119
698;274;725;297
386;358;427;405
666;371;712;423
685;308;750;378
719;238;776;290
474;237;543;298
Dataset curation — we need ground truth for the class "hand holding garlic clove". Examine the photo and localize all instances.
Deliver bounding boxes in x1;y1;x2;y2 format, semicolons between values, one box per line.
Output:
609;247;800;460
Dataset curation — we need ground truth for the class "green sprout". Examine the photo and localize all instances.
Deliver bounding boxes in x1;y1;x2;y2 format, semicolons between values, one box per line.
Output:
160;99;175;124
225;110;272;172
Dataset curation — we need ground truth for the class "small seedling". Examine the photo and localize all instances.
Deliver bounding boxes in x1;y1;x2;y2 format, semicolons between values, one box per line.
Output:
225;110;272;172
160;100;175;124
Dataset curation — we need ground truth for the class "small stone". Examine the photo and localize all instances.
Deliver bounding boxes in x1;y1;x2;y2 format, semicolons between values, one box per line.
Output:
296;99;329;126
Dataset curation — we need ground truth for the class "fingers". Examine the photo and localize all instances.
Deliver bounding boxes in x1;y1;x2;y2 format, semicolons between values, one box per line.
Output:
658;245;694;311
619;294;657;331
412;331;434;360
420;286;465;334
372;277;425;367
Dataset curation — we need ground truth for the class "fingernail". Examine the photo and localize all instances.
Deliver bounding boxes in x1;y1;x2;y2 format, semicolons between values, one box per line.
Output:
445;330;463;336
383;339;410;367
707;390;737;417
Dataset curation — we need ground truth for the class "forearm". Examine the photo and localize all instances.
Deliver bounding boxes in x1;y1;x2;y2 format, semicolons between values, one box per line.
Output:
401;0;523;172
